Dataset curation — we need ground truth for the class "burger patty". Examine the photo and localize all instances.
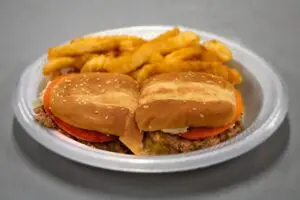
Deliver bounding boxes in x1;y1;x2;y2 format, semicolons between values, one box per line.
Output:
34;106;131;154
34;106;243;155
143;120;243;155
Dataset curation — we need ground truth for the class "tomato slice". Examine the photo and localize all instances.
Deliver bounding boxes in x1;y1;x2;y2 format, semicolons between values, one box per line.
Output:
181;89;243;140
43;75;116;143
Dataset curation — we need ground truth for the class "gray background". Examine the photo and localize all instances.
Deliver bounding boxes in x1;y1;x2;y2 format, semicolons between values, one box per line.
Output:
0;0;298;199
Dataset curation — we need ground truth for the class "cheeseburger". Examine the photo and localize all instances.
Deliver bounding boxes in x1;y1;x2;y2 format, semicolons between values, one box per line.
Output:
35;72;243;155
135;72;243;155
34;72;143;154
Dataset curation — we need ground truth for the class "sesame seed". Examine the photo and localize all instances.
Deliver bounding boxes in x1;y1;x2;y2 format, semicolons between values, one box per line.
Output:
96;77;100;81
192;108;197;111
94;110;99;114
121;107;126;110
62;99;66;102
83;102;87;104
203;102;206;104
80;83;84;86
97;85;102;87
64;79;71;83
107;106;112;109
101;89;105;93
200;114;204;118
105;80;111;84
114;79;118;82
105;116;109;120
143;105;149;109
63;86;67;89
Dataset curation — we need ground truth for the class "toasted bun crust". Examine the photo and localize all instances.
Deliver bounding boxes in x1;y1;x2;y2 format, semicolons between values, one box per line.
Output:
48;73;140;136
135;72;237;131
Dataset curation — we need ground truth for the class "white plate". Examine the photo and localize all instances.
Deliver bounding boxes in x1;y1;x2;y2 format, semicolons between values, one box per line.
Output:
13;25;288;173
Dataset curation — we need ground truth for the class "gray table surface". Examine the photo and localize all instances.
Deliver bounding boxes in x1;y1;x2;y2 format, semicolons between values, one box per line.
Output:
1;0;299;199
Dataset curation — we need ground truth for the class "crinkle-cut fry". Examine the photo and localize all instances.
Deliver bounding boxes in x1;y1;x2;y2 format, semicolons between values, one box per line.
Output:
48;38;118;57
73;53;99;69
203;40;233;62
151;27;180;42
148;52;164;64
43;57;76;75
200;50;222;62
70;35;145;52
80;55;108;73
130;64;154;82
132;61;216;82
159;31;200;55
133;61;242;84
104;32;200;74
165;46;205;62
118;37;146;52
197;64;242;84
105;50;119;58
154;61;217;73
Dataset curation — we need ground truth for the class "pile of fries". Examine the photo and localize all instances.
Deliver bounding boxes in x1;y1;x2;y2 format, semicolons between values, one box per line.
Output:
43;27;242;85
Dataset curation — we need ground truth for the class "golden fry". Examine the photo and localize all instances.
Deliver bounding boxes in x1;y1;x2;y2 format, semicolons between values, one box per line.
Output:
204;64;242;84
200;50;221;62
130;64;154;82
43;57;76;75
151;27;180;42
159;31;200;55
103;31;200;74
81;55;108;73
42;28;241;85
148;52;164;64
165;46;204;62
48;38;118;57
133;60;242;84
118;36;146;52
73;53;99;69
203;40;232;62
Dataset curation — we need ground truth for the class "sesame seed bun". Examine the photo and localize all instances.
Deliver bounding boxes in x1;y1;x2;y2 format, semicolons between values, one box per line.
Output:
46;72;143;154
135;72;237;131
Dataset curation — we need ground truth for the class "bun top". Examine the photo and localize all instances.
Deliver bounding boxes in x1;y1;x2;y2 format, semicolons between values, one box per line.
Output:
48;72;140;137
136;72;237;131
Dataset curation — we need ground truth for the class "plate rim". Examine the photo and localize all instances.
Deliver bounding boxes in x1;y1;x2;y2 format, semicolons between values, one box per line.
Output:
13;25;289;173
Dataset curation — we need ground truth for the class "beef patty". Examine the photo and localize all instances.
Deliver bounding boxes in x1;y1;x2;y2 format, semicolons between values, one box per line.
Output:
34;106;243;155
34;106;131;154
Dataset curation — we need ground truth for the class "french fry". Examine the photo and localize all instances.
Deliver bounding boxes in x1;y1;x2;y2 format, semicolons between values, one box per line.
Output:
80;55;108;73
165;46;204;62
73;54;99;69
43;57;76;75
148;52;164;64
159;31;200;55
48;38;118;57
103;31;200;74
200;50;222;62
151;27;180;42
42;28;242;85
203;40;232;62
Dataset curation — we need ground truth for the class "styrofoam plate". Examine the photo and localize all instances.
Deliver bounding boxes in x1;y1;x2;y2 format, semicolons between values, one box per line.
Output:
13;26;288;173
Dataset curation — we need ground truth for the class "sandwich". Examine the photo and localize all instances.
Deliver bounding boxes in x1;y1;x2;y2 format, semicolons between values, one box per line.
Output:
35;71;243;155
34;72;144;154
135;72;243;155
